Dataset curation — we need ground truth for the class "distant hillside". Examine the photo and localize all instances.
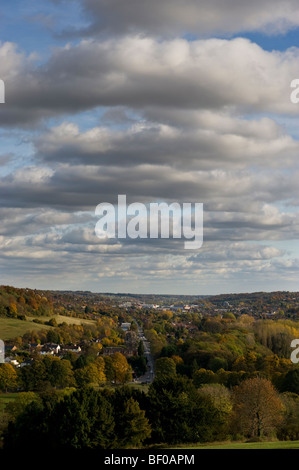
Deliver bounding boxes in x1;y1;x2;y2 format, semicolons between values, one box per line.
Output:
0;285;54;318
1;285;299;320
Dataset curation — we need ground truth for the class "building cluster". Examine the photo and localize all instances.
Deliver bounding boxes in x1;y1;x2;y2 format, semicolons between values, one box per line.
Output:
4;341;83;368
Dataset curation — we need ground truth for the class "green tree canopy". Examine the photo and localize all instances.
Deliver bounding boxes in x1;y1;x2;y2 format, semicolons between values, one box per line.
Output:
155;357;176;380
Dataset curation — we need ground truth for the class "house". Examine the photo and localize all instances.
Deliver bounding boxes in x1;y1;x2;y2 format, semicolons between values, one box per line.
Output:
61;344;82;353
5;357;20;367
28;343;42;351
119;302;132;308
40;343;61;355
141;304;159;309
102;346;134;357
121;323;131;331
5;345;18;353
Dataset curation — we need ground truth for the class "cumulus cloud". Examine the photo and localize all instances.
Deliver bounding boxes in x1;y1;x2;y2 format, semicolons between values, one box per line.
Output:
34;115;299;170
2;36;299;126
0;226;296;293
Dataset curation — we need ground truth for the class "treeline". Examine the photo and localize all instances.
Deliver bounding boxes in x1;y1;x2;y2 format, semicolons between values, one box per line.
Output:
1;318;133;392
208;290;299;309
0;285;132;321
11;315;124;348
154;354;299;394
143;313;299;377
0;286;54;318
3;374;299;450
0;351;132;392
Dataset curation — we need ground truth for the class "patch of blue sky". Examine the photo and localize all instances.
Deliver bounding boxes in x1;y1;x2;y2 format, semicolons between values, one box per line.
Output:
274;200;299;213
0;0;87;60
46;107;141;133
270;115;299;140
234;111;299;141
46;108;108;131
0;129;35;174
233;28;299;52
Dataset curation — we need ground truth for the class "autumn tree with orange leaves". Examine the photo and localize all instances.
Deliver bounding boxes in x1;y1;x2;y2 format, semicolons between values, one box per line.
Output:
231;377;284;439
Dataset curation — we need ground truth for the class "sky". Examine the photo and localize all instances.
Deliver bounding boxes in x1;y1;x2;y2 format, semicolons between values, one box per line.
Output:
0;0;299;295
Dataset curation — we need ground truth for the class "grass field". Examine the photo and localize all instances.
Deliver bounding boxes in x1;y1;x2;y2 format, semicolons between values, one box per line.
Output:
0;315;97;340
0;317;51;340
0;393;19;411
170;440;299;449
27;314;97;326
127;383;150;393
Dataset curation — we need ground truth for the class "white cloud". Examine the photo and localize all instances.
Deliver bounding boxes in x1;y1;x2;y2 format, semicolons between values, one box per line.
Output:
34;114;299;170
2;36;299;126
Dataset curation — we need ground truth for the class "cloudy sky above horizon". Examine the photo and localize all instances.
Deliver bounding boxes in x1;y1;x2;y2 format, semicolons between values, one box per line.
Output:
0;0;299;295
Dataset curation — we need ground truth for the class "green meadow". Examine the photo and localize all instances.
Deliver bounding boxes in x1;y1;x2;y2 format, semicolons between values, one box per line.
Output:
0;393;19;411
0;315;97;341
0;317;51;340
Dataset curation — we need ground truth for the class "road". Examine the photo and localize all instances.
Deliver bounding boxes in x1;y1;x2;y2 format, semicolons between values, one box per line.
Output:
133;319;155;384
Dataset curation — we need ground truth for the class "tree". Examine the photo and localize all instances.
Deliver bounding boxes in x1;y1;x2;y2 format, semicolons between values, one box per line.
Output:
198;384;232;415
155;357;176;380
43;356;74;388
3;387;151;450
137;341;144;357
74;354;88;370
193;368;215;387
46;329;61;344
116;397;151;448
148;376;222;444
5;392;42;420
19;359;47;391
278;392;299;441
0;364;18;392
130;323;138;333
75;360;106;388
208;357;228;372
198;384;232;439
281;369;299;394
47;318;58;327
4;388;116;450
51;388;115;449
128;355;147;377
232;377;284;439
94;356;106;384
223;312;236;320
104;356;114;382
232;351;257;373
172;355;184;366
3;391;60;450
111;352;132;384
